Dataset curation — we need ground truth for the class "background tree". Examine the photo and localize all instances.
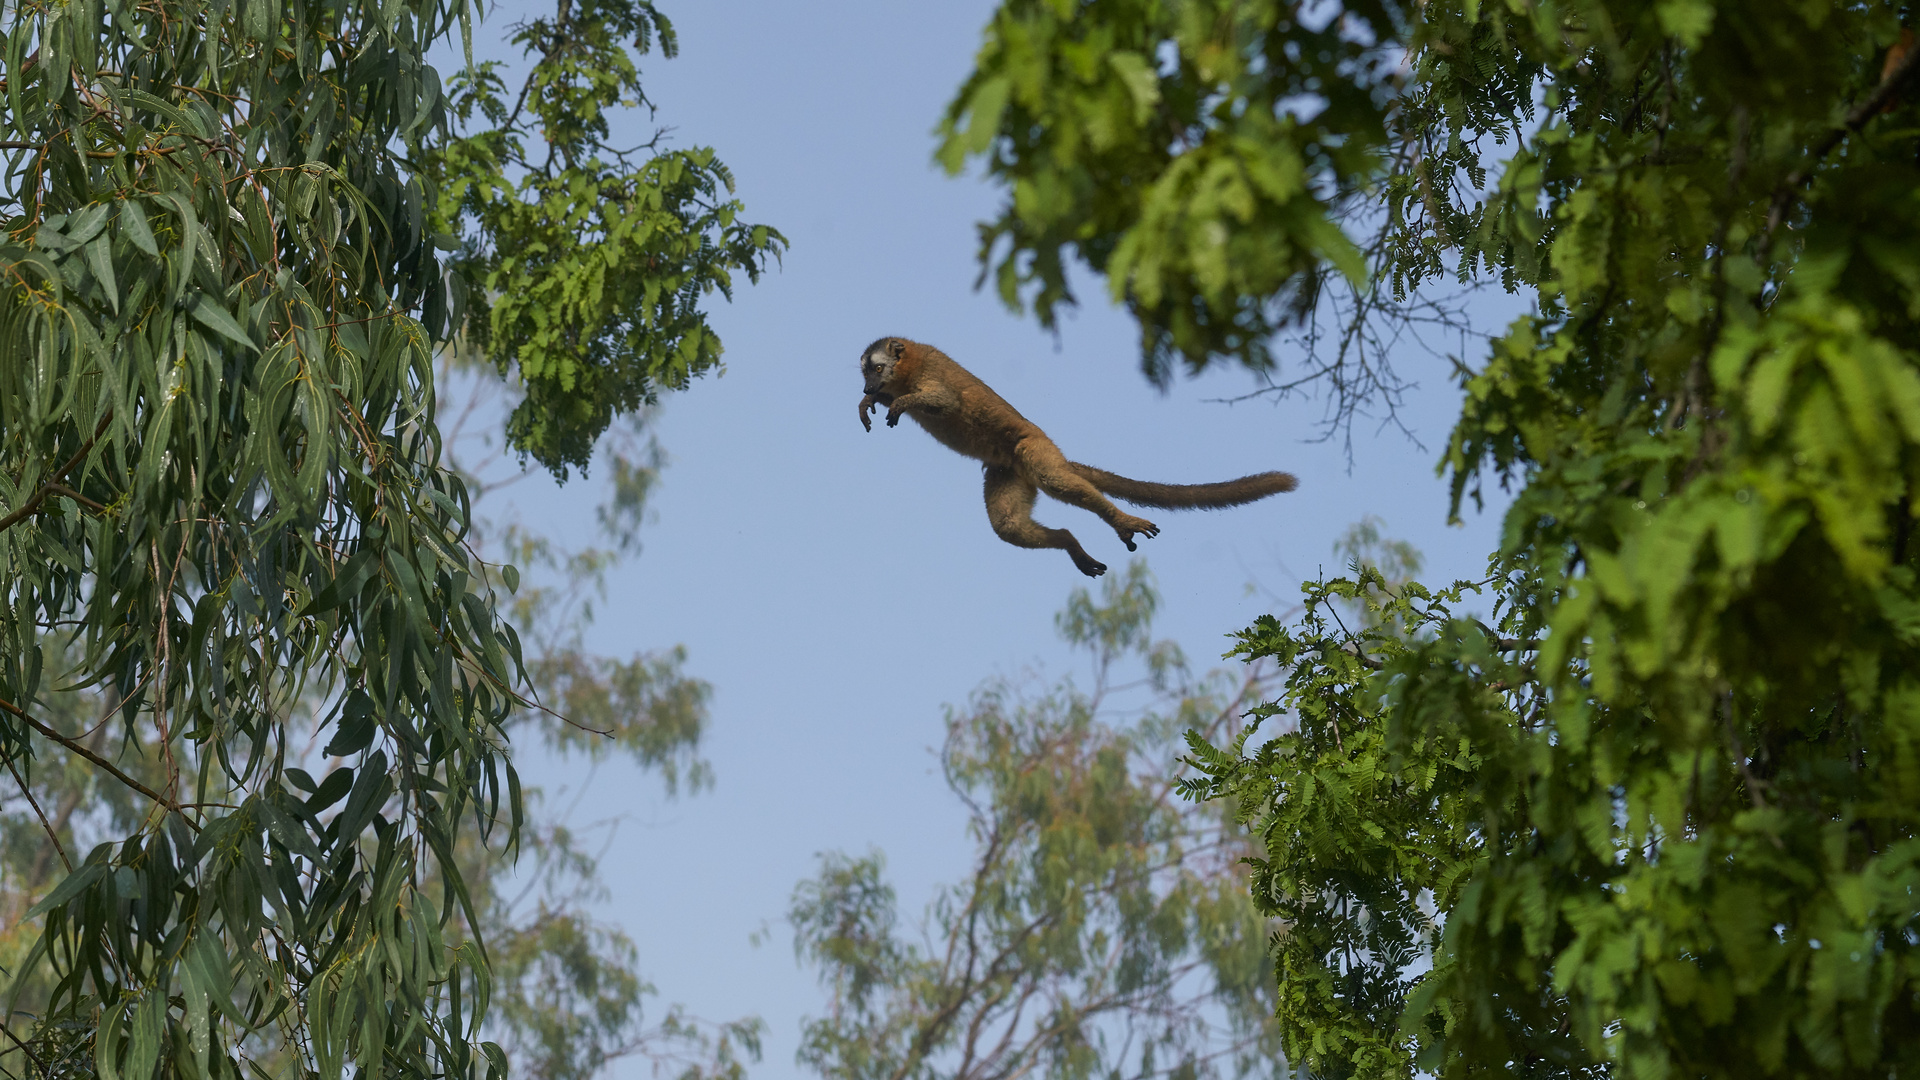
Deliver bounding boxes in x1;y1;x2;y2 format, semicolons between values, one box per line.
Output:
425;0;783;477
0;0;778;1076
790;564;1285;1080
949;1;1920;1077
433;363;761;1080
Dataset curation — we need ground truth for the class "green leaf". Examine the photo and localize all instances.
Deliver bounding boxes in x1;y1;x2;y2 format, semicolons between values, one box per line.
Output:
308;765;355;813
187;294;253;350
25;860;106;918
962;76;1011;157
85;232;118;311
324;690;378;757
1107;51;1160;122
1656;0;1717;45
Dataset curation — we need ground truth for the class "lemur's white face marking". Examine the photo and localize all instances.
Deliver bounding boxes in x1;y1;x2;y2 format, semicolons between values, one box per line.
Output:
861;342;899;394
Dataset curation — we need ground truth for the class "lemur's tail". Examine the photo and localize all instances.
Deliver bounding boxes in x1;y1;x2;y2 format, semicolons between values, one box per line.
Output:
1070;463;1297;510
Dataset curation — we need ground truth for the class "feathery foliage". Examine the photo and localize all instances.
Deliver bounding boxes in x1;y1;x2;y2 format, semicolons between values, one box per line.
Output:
952;1;1920;1076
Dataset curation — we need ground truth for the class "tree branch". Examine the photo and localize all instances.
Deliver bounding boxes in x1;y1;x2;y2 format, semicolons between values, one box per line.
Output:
0;1016;47;1074
1473;622;1544;652
0;415;111;534
46;482;107;513
0;694;197;828
1764;41;1920;240
1;752;71;871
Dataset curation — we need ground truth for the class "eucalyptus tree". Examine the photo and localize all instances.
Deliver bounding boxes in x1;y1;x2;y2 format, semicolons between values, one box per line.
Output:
947;1;1920;1076
0;0;779;1078
792;564;1285;1080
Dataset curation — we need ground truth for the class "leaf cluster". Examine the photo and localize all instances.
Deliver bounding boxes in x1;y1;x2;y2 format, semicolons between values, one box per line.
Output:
1182;563;1558;1078
0;0;778;1075
424;0;786;478
0;0;529;1069
940;0;1402;387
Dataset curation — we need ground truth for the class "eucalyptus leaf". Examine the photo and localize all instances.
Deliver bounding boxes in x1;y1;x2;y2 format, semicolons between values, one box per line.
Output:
0;0;776;1077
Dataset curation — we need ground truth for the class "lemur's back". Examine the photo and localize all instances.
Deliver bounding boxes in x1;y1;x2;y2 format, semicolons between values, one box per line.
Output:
901;346;1044;467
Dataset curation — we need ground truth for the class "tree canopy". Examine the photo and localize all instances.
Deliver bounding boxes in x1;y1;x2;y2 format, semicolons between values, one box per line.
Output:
949;0;1920;1076
0;0;777;1076
792;564;1284;1080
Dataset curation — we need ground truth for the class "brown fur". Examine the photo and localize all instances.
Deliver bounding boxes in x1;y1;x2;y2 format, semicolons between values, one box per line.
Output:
1883;28;1915;113
858;336;1298;577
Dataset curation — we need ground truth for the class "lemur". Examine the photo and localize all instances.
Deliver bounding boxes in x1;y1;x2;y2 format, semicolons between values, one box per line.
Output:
858;337;1297;577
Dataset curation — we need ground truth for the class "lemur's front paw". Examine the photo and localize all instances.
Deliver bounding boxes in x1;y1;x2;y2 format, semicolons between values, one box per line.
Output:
886;410;904;428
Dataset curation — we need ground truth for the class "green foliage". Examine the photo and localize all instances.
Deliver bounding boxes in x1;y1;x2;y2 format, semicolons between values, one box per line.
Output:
1180;563;1548;1078
0;650;176;1030
959;0;1920;1076
939;0;1397;386
0;0;777;1075
0;0;519;1072
791;564;1284;1080
426;0;786;478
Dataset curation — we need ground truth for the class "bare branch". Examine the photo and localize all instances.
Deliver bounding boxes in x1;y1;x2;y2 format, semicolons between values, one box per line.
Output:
0;694;199;829
2;752;71;872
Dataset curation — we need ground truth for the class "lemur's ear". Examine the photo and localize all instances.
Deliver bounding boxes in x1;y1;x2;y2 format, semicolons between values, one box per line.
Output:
887;339;906;359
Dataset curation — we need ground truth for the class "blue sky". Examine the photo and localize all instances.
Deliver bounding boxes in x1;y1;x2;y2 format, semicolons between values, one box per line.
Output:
459;2;1520;1076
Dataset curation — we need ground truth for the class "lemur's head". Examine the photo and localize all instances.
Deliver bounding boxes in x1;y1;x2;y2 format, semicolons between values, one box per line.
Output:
860;337;908;395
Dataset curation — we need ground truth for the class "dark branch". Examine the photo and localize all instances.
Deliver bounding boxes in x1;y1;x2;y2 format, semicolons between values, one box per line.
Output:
0;1017;47;1073
1764;42;1920;239
0;414;111;534
0;694;199;829
1;752;71;871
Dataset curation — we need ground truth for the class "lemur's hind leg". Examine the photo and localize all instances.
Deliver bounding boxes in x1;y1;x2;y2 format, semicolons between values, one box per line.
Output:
1013;438;1159;551
984;465;1107;577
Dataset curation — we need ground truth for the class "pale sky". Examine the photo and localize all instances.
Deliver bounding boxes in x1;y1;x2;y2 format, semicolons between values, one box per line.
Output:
458;3;1519;1077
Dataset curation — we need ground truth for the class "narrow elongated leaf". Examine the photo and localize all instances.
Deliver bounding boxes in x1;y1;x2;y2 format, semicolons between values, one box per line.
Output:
186;294;252;350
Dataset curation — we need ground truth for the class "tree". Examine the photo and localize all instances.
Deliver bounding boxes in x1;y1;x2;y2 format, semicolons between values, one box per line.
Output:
949;1;1920;1077
790;563;1285;1080
425;0;782;478
433;367;762;1080
0;0;778;1076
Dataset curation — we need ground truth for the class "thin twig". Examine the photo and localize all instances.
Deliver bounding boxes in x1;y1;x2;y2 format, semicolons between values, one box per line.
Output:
0;1016;47;1073
1324;602;1382;671
0;414;112;534
1473;621;1543;652
0;694;199;830
1720;694;1773;815
2;752;71;871
1340;646;1385;671
1763;42;1920;240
